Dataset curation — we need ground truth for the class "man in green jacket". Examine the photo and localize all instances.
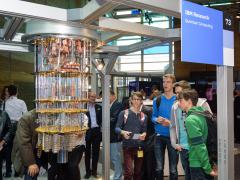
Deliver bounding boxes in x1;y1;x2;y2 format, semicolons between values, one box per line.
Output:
178;89;217;180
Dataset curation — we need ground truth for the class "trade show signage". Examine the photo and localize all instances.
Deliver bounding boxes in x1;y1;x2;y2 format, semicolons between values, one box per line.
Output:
223;14;233;31
181;0;223;65
223;30;234;66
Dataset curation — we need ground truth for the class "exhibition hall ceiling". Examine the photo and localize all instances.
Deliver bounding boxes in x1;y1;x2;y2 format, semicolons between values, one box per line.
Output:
0;0;238;55
22;0;89;8
190;0;240;20
0;0;238;72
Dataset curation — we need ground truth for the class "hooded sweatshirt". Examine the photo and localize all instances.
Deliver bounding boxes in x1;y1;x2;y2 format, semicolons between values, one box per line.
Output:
185;106;212;174
170;98;212;150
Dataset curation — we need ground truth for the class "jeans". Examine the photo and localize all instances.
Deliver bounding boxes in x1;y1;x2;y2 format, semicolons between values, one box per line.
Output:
154;135;178;180
110;142;122;180
190;167;213;180
123;147;143;180
180;149;191;180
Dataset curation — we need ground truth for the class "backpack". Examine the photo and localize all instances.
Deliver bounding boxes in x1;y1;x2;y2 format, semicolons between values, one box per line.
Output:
155;95;162;109
123;109;145;125
191;110;218;166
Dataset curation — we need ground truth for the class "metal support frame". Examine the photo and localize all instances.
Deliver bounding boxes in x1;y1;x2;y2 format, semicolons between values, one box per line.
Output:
0;41;30;52
0;0;67;21
67;0;120;23
0;0;181;47
103;54;119;74
120;39;164;54
217;66;234;180
110;71;164;77
0;0;181;21
92;53;119;75
91;66;98;93
110;0;181;18
167;42;173;74
2;17;24;40
118;38;180;55
99;17;180;39
23;20;101;42
92;54;119;180
92;53;114;60
96;38;180;55
81;1;119;24
100;32;122;43
101;74;111;180
167;16;174;74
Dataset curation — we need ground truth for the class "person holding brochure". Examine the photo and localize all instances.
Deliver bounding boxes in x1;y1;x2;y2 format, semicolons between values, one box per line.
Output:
115;92;147;180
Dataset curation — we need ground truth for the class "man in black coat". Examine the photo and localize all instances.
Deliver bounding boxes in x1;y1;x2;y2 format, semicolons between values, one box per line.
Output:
110;90;123;180
84;92;102;179
0;110;13;180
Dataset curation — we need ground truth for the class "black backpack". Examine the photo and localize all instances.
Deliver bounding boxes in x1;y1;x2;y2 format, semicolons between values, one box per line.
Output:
191;110;218;166
156;95;162;109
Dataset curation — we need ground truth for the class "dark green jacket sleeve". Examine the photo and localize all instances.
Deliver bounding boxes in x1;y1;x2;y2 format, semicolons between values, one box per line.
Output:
185;118;212;174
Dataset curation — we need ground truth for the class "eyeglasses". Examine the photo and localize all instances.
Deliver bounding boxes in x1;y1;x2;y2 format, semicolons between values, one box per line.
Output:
132;98;141;101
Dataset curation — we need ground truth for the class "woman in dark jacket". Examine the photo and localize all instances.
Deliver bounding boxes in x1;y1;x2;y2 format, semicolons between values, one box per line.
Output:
0;109;13;180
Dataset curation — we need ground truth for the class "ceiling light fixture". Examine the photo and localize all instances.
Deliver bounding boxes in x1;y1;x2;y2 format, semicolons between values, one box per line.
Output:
210;2;234;7
96;59;105;71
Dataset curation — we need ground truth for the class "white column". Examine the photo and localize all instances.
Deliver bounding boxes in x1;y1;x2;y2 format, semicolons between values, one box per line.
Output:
217;65;234;180
101;74;111;180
